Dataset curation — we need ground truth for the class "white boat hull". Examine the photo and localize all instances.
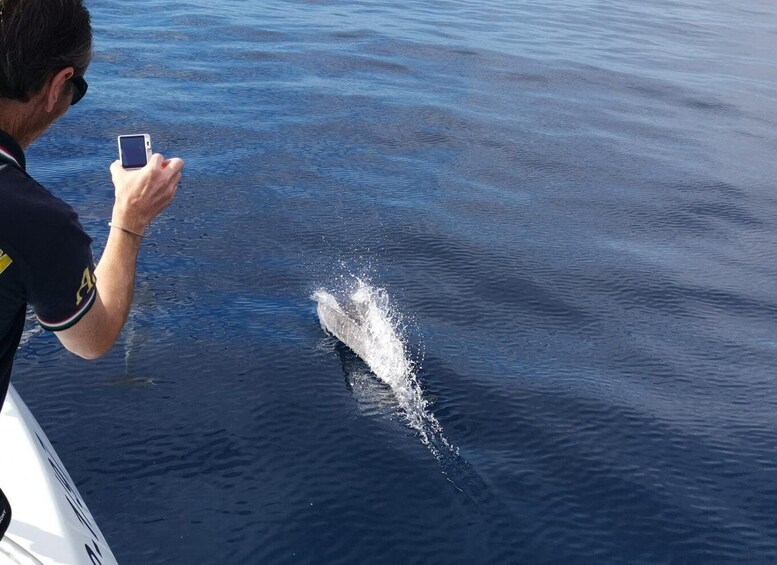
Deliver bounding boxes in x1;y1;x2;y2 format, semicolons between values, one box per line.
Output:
0;385;118;564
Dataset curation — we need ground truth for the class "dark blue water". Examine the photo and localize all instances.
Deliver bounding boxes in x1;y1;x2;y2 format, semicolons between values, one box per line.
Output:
12;0;777;562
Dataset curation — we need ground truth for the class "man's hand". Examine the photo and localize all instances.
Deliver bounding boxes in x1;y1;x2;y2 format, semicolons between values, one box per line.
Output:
109;154;184;235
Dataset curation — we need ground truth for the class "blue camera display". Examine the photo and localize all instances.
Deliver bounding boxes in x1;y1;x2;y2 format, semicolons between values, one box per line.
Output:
119;135;148;168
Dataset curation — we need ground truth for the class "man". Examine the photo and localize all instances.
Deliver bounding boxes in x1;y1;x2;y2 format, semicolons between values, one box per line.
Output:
0;0;184;538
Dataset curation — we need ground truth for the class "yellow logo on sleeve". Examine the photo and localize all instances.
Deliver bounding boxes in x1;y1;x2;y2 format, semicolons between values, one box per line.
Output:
0;249;12;275
75;266;96;305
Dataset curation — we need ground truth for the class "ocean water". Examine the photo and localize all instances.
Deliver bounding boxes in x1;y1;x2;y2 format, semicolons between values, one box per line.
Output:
11;0;777;562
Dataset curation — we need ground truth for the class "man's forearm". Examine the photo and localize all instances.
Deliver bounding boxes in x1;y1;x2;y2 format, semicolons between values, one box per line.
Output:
94;225;142;341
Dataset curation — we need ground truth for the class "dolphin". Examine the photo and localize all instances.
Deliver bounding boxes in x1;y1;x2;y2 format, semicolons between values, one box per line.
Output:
314;289;372;364
314;283;434;434
314;286;413;388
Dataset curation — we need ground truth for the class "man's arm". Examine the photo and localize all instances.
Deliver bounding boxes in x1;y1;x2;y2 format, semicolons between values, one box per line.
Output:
55;154;183;359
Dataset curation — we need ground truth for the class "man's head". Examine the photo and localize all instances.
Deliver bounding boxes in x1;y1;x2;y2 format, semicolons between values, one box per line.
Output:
0;0;92;146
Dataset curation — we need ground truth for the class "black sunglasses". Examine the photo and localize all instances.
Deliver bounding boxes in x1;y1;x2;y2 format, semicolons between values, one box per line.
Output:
70;76;88;106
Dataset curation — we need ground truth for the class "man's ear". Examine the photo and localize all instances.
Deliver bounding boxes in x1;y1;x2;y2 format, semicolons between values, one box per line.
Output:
45;67;74;112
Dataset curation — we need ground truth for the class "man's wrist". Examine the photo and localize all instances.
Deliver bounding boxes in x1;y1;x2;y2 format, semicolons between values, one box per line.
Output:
111;206;146;235
108;222;145;239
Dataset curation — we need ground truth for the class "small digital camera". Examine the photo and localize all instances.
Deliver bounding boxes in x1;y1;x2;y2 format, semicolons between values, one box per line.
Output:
117;134;152;169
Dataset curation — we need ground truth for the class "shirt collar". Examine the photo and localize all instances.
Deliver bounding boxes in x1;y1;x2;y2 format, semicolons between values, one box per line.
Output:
0;129;26;171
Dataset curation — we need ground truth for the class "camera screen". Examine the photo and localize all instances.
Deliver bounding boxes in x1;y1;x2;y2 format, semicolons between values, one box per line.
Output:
120;136;148;168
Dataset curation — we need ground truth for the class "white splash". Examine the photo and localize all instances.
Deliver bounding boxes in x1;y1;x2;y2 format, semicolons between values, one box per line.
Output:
314;279;451;452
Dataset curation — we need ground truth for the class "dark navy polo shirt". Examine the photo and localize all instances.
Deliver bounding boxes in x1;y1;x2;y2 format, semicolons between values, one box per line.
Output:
0;129;96;409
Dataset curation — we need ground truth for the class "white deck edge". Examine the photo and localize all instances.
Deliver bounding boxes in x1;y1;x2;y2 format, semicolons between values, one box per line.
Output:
0;385;118;565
